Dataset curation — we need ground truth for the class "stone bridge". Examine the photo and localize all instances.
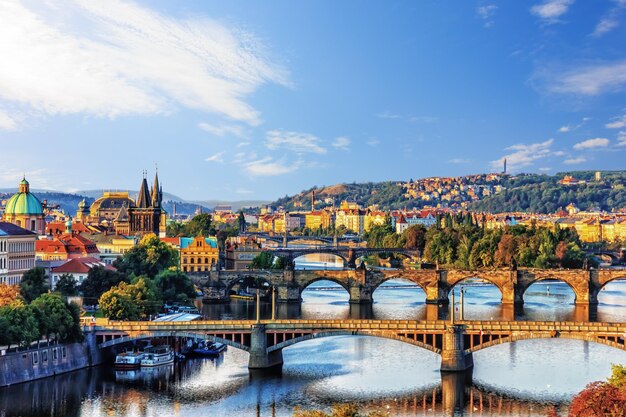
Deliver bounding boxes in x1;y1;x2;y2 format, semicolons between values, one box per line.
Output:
268;247;419;268
241;232;362;246
197;267;626;306
94;319;626;373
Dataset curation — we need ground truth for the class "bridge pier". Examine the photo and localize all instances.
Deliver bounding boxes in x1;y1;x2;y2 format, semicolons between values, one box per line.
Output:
248;324;283;371
441;369;473;414
440;325;473;372
349;285;373;304
276;284;301;303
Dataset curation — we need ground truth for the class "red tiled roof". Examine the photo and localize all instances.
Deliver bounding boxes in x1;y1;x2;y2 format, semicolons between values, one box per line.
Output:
51;257;115;274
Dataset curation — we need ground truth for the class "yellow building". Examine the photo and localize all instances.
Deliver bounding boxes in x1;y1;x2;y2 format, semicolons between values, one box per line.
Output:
574;218;602;243
305;210;332;230
363;211;387;231
336;209;365;234
180;236;219;273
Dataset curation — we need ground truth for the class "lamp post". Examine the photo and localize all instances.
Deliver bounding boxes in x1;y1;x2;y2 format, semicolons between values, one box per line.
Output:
460;286;465;321
450;290;455;324
256;288;261;323
271;286;276;321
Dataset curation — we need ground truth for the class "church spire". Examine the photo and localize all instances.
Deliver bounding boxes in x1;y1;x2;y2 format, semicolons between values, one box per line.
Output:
137;171;152;208
151;170;160;208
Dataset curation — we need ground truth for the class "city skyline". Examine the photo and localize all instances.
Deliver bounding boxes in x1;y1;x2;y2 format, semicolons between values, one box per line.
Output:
1;0;626;200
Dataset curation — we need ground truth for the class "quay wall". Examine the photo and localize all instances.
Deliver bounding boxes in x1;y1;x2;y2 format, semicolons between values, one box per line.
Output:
0;332;103;388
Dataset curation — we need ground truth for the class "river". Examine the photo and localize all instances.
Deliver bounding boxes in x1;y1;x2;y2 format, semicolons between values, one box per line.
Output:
1;253;625;416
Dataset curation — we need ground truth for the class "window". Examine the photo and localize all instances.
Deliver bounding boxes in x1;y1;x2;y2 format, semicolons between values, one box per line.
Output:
53;349;58;361
32;352;39;365
31;220;36;231
42;350;48;363
62;347;67;358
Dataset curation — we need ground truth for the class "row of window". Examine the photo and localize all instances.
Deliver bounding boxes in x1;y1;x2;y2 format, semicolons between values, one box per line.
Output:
182;266;213;272
32;346;67;365
8;258;34;271
0;240;6;252
182;257;217;264
0;275;21;285
8;241;35;253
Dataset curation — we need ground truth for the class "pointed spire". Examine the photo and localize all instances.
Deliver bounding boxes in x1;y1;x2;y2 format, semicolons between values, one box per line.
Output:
137;173;152;208
152;170;160;207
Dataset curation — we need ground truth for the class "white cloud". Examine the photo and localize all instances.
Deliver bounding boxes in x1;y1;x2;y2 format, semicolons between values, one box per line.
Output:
558;125;571;132
0;0;288;127
617;131;626;146
235;188;253;194
265;130;327;154
409;115;439;123
367;137;380;147
545;61;626;95
376;111;401;119
449;158;471;164
531;0;574;23
332;136;351;151
205;151;225;163
606;113;626;129
491;139;554;171
558;116;590;133
564;157;586;164
198;122;246;138
0;110;17;130
477;4;497;27
591;0;626;37
573;138;610;150
244;157;300;176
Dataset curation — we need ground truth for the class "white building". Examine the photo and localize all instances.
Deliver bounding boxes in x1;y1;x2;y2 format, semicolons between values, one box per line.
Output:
0;222;37;285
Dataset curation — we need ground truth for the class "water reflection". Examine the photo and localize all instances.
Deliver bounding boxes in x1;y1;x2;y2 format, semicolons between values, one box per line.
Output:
5;335;625;416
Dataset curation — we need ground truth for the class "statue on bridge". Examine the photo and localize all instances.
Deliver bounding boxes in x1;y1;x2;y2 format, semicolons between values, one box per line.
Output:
509;257;517;271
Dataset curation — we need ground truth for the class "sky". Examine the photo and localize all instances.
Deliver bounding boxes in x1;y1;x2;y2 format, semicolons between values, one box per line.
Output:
1;0;626;201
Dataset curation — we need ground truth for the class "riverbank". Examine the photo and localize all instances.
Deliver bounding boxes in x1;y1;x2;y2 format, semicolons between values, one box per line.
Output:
0;332;103;388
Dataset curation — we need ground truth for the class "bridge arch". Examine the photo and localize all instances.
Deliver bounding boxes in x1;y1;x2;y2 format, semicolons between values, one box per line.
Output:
446;275;506;302
292;252;348;268
371;275;428;295
225;275;272;296
592;274;626;302
267;331;442;355
519;275;580;303
98;331;250;352
468;333;626;354
299;276;351;295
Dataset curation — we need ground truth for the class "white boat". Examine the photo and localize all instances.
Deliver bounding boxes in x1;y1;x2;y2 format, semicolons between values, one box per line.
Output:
114;350;145;370
140;346;174;367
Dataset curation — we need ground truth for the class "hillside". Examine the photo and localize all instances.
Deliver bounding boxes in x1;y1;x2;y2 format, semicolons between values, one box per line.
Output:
270;171;626;213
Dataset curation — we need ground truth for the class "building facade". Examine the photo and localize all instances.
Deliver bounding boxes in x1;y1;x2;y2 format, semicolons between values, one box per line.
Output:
180;236;219;273
0;222;37;285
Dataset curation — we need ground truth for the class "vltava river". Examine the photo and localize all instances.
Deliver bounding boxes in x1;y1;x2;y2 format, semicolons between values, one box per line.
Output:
1;254;626;416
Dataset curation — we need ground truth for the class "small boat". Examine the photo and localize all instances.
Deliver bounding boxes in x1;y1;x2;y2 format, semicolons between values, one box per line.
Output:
231;289;256;301
192;341;227;356
114;350;145;370
140;346;174;367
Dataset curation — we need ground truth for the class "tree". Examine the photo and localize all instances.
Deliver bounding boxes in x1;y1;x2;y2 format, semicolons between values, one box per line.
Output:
114;233;179;278
98;278;160;320
0;304;39;349
569;364;626;416
494;234;516;267
250;252;275;269
31;293;75;341
186;213;213;237
0;284;21;307
403;225;427;253
154;269;197;304
80;265;125;302
20;267;48;303
55;274;78;296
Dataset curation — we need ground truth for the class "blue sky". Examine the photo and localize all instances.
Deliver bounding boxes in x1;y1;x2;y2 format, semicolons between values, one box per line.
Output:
1;0;626;201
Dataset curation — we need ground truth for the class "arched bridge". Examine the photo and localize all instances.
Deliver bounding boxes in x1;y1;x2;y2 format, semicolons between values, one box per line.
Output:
241;232;362;246
269;247;419;268
94;319;626;372
199;268;626;306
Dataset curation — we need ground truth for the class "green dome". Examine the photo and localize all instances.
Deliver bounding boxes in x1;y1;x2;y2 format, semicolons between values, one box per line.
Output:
5;191;43;215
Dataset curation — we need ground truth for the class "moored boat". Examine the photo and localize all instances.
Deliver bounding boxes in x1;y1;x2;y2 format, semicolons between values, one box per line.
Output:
114;351;145;370
140;346;174;367
192;341;227;356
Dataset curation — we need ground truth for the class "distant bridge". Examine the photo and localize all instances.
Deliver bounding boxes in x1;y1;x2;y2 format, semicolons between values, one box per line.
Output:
94;319;626;372
241;232;362;246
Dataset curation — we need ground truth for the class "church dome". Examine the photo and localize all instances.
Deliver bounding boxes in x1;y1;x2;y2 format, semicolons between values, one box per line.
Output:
4;178;43;216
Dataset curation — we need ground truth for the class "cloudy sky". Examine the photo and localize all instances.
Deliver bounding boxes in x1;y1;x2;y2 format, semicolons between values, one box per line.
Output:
1;0;626;200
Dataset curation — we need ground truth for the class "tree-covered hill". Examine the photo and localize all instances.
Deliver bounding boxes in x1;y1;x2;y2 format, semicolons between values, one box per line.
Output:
270;171;626;213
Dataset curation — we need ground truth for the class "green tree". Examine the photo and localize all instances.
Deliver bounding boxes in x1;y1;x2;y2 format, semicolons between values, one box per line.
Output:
0;304;39;349
186;213;213;237
154;269;197;304
250;251;275;269
55;273;78;296
20;267;48;303
80;265;125;302
114;233;179;278
99;277;160;320
31;293;75;341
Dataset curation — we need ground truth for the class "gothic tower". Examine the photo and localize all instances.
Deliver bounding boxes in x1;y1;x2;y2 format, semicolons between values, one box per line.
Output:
129;171;164;236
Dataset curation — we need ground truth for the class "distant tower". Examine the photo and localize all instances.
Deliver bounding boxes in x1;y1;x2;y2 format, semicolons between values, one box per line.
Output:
595;171;601;182
503;158;507;174
311;190;315;211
